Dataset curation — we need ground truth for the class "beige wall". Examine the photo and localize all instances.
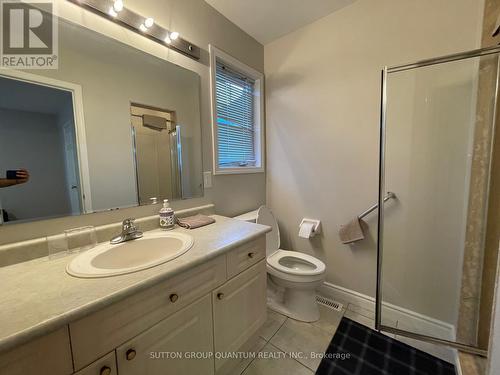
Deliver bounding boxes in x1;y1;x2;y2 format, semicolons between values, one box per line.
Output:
265;0;483;323
0;0;265;245
0;110;72;220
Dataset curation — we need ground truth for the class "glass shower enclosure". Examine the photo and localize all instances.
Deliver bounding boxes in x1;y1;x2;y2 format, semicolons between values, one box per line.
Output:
376;46;500;356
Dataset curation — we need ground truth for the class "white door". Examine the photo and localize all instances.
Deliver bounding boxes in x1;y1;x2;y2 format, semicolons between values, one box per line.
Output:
62;121;81;214
116;295;214;375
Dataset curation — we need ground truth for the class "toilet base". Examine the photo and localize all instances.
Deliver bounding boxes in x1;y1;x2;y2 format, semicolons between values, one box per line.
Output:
267;277;320;322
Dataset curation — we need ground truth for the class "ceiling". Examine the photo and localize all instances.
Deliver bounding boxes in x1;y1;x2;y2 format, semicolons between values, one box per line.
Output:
205;0;356;45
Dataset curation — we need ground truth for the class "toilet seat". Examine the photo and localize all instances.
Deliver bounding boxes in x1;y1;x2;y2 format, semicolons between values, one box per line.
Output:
256;205;326;279
251;205;327;322
267;249;325;276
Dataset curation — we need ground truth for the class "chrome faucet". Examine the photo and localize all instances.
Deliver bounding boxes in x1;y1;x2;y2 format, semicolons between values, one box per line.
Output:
110;218;143;244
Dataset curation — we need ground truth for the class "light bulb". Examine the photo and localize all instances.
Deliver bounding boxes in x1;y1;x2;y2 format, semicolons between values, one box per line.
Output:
164;35;172;44
144;17;154;28
108;6;118;17
113;0;123;12
139;24;147;32
169;31;179;40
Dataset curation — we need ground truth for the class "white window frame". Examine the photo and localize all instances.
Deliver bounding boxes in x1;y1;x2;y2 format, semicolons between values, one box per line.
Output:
209;45;265;175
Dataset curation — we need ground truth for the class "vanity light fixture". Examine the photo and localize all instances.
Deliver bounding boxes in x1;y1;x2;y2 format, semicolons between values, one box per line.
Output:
113;0;123;12
164;31;178;44
108;6;117;17
67;0;200;60
109;0;122;18
144;17;154;28
140;17;154;32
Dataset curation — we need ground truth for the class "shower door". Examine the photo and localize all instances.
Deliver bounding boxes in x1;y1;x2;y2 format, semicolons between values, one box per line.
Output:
376;46;500;356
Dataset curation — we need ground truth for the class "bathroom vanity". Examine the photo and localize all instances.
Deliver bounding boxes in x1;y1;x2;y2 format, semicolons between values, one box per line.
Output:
0;216;270;375
0;3;271;373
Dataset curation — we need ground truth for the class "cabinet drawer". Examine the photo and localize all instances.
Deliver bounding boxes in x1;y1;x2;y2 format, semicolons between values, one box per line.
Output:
74;351;117;375
213;260;267;372
0;327;73;375
226;237;266;278
116;294;214;375
70;256;226;370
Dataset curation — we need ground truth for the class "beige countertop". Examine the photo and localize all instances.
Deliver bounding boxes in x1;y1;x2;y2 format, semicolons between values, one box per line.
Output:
0;215;270;353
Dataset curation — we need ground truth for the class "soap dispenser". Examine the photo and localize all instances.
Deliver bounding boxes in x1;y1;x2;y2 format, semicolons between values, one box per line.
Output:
159;199;175;230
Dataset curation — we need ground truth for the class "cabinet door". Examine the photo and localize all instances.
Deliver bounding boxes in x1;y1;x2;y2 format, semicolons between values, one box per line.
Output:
73;351;117;375
212;260;267;372
0;327;73;375
116;294;214;375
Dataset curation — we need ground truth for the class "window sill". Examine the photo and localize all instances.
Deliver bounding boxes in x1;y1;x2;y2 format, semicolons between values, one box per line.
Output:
213;166;265;175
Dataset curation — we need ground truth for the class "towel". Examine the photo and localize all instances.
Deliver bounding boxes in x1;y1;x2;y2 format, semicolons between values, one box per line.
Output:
177;214;215;229
339;218;365;244
142;114;168;131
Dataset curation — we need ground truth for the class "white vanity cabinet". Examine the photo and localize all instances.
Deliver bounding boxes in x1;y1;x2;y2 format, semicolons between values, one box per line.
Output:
1;236;267;375
112;260;267;375
70;256;227;370
116;294;214;375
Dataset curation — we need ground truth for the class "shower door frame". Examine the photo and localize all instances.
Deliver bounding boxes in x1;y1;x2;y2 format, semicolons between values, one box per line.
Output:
375;44;500;357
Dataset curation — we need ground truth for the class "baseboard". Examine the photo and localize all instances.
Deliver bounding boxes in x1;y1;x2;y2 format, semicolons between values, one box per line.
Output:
454;350;463;375
318;281;458;364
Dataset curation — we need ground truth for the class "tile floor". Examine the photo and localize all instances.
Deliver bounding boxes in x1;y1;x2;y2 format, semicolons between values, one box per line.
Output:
239;300;384;374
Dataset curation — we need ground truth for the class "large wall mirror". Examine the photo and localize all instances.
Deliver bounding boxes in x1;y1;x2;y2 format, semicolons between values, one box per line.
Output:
0;18;203;225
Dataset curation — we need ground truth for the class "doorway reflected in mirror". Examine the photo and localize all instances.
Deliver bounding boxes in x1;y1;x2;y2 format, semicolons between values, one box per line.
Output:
130;104;182;205
0;76;83;223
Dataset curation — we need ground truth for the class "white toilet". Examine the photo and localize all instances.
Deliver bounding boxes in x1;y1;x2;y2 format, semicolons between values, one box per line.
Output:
236;206;326;322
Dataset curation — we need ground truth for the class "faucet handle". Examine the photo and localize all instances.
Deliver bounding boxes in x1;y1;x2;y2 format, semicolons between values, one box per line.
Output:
110;218;142;244
122;218;137;231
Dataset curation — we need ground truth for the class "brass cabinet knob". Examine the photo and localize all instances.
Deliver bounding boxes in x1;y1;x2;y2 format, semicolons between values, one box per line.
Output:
217;292;224;300
100;366;112;375
248;252;255;258
169;293;179;303
126;349;136;361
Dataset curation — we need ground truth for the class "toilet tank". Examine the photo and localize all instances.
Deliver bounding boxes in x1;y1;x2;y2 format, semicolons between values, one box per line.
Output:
235;207;280;257
233;209;259;223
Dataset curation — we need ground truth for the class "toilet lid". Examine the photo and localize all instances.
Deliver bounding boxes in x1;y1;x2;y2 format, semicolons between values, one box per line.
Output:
256;206;280;254
267;250;326;276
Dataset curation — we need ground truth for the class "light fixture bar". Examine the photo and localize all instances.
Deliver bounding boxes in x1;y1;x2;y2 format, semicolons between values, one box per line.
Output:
67;0;200;60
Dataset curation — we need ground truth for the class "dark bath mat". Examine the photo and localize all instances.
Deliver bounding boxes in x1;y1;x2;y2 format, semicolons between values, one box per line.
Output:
316;317;455;375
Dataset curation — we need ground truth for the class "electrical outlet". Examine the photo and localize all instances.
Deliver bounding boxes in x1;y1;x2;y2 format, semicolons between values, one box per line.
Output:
203;171;212;188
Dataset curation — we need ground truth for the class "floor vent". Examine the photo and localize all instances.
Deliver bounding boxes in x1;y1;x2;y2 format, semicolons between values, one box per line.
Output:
316;295;343;311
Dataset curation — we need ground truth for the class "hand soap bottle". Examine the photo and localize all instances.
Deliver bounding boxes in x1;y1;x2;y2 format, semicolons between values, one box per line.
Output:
159;199;175;230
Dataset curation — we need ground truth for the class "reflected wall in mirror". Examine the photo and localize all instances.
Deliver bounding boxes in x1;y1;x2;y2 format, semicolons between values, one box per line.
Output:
0;18;203;225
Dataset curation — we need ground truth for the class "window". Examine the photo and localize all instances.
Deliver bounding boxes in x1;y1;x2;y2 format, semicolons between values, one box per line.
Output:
210;45;264;174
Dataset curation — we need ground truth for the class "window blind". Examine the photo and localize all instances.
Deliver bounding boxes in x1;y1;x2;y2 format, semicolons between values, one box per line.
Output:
215;60;256;167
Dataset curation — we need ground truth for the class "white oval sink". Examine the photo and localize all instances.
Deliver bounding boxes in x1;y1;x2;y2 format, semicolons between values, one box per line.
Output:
66;232;194;278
